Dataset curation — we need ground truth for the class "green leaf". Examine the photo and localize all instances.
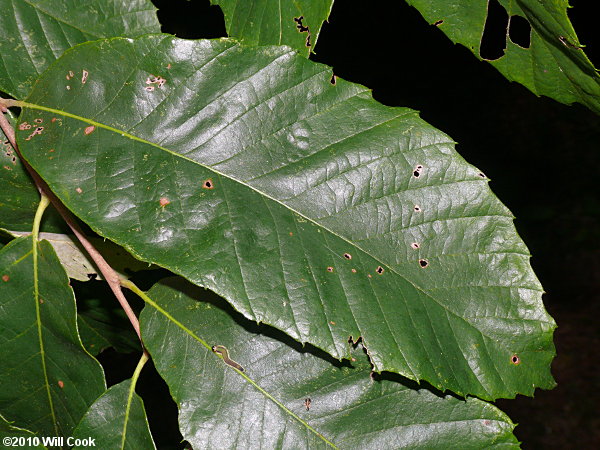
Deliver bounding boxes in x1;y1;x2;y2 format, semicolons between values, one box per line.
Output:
140;277;519;448
0;110;66;233
77;287;140;355
17;35;555;400
405;0;600;114
0;236;106;438
211;0;334;56
72;379;155;449
0;414;45;449
0;0;160;99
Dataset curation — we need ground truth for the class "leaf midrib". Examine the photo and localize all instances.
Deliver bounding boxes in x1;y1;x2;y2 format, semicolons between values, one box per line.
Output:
137;286;338;448
24;102;472;307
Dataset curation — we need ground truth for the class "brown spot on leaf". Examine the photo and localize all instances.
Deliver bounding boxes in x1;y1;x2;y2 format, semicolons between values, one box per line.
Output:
39;298;44;304
58;380;64;388
351;268;357;273
414;205;421;212
411;242;420;249
559;35;583;49
75;187;83;194
84;125;95;135
419;259;429;268
202;179;214;189
376;266;384;274
326;266;334;273
82;70;89;84
304;398;311;411
34;118;43;124
146;75;166;88
159;197;170;207
329;321;336;325
289;232;293;236
434;19;444;26
511;354;521;365
2;275;9;282
343;253;352;260
25;127;44;141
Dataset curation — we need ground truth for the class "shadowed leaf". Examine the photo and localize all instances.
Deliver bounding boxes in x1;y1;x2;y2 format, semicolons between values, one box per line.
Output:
0;236;105;438
72;379;155;449
140;277;520;448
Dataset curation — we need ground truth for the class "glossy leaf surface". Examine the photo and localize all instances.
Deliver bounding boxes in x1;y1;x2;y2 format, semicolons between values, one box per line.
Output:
17;35;555;400
141;277;519;448
406;0;600;113
0;236;105;438
211;0;333;57
72;380;155;450
0;0;160;99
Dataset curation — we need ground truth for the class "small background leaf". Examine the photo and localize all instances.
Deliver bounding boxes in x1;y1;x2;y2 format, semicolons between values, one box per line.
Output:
0;236;105;438
405;0;600;113
212;0;334;56
0;0;160;99
72;379;156;450
141;277;519;448
75;280;140;355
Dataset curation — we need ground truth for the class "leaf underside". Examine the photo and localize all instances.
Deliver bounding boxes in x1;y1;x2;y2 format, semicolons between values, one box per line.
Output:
17;35;555;400
141;277;519;449
406;0;600;114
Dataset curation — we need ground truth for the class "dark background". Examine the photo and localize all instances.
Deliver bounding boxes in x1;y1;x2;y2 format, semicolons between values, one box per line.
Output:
108;1;598;447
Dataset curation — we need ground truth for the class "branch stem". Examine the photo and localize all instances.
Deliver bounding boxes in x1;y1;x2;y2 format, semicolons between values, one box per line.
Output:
0;104;143;345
